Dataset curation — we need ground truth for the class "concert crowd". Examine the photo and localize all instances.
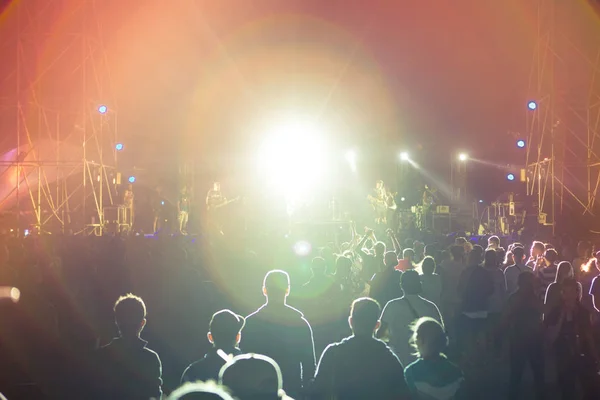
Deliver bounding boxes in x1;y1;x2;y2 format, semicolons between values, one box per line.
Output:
0;226;600;399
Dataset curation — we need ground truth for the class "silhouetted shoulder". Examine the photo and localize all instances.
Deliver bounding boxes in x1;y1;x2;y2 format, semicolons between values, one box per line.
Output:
285;304;305;318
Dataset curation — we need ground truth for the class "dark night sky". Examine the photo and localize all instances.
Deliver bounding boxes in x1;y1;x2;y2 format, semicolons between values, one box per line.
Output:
1;0;600;201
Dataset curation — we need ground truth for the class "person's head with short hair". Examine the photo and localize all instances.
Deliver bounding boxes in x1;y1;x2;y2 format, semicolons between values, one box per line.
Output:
577;240;592;258
467;245;484;266
403;248;415;262
512;246;525;264
401;270;422;295
484;249;497;268
450;245;464;263
311;257;327;276
424;244;437;258
517;271;535;293
348;297;381;337
114;293;147;337
263;270;290;304
555;261;574;283
169;381;235;400
530;241;545;258
421;256;436;276
335;256;352;280
543;248;559;266
219;353;285;400
208;310;245;350
488;236;500;249
413;242;425;258
410;317;448;359
374;241;386;257
384;251;399;269
455;237;467;246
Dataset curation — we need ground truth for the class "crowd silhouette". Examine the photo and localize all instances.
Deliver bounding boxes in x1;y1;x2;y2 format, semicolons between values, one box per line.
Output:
0;229;600;399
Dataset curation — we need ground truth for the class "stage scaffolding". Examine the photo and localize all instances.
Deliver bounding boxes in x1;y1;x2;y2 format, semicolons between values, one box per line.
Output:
0;0;118;235
525;0;600;233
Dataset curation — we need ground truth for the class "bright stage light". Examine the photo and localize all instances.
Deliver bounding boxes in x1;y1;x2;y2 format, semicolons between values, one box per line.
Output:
128;176;136;183
257;120;328;200
115;143;124;151
516;139;525;148
345;150;357;172
458;153;468;161
527;101;537;111
400;197;406;202
507;173;515;181
293;240;312;257
98;105;108;114
400;152;409;161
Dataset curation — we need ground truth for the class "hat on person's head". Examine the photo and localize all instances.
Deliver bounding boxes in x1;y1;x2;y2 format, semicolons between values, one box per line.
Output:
209;310;245;346
219;353;284;400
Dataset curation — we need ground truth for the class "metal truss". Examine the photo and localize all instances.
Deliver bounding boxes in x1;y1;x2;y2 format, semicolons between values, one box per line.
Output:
0;0;118;235
525;0;600;232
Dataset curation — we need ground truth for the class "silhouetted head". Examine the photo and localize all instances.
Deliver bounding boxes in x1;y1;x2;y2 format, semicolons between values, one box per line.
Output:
169;381;234;400
484;249;497;268
401;270;422;295
555;261;574;283
262;270;290;304
384;251;399;269
544;249;559;266
512;246;525;264
517;271;535;293
348;297;381;337
219;354;284;400
311;257;327;276
421;256;436;276
410;317;448;359
114;293;146;337
208;310;245;349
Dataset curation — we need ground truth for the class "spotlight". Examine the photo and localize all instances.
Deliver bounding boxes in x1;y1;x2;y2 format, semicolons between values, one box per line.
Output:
115;143;124;151
345;150;357;172
527;101;537;111
400;152;409;161
98;105;108;114
293;240;312;257
479;199;484;203
507;173;515;181
458;153;468;161
516;139;525;148
128;176;136;183
400;197;406;202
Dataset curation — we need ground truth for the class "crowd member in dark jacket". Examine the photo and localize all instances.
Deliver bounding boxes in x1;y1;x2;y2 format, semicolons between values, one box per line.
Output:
94;293;162;400
312;297;410;400
241;270;315;398
181;309;245;384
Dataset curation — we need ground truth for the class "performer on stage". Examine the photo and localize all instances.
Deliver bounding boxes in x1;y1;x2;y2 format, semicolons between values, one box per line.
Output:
368;180;393;225
123;183;135;229
178;186;190;235
152;186;165;234
206;182;226;234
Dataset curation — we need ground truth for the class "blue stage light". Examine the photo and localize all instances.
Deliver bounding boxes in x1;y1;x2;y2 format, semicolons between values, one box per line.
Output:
517;139;525;148
507;173;515;181
128;176;136;183
98;105;108;114
527;101;537;111
115;143;124;151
